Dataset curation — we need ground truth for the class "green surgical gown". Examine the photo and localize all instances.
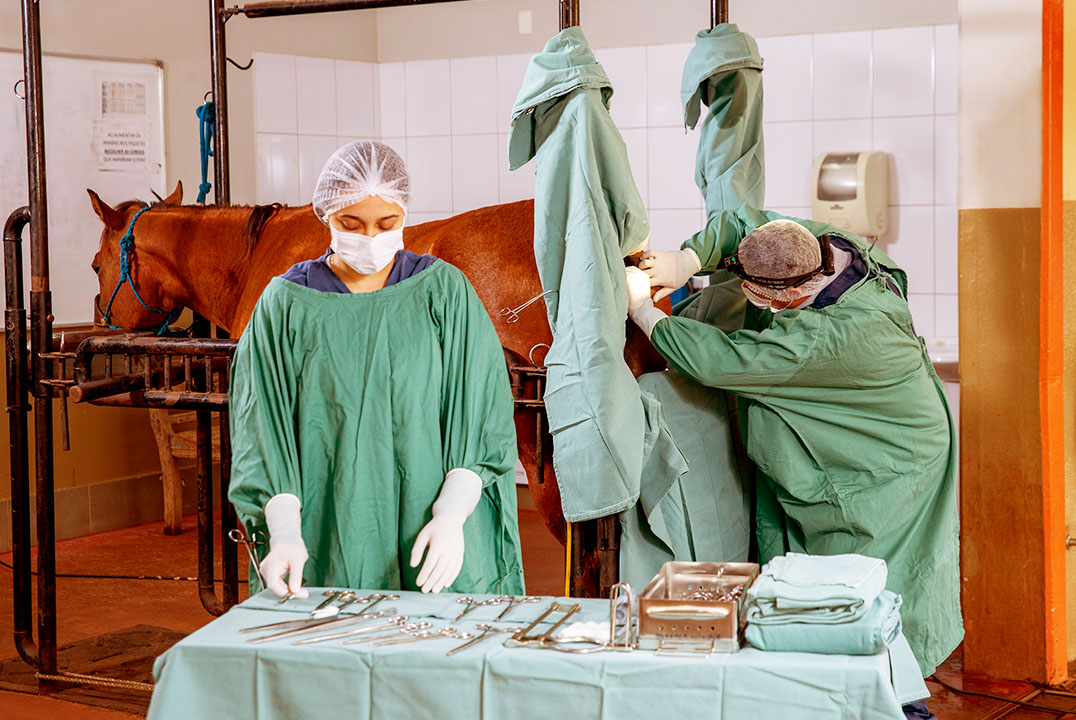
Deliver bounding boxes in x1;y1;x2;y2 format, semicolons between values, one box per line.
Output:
510;27;749;587
651;205;963;676
228;264;525;595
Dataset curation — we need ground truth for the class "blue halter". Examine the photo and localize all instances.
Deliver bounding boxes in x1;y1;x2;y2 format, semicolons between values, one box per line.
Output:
100;206;179;336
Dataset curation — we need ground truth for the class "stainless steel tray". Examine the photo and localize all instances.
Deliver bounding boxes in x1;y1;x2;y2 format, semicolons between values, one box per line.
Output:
637;561;759;654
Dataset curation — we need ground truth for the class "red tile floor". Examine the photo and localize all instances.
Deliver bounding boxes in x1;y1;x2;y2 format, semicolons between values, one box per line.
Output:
0;507;1074;719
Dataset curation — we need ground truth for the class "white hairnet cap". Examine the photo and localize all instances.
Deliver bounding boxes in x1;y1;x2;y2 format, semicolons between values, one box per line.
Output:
739;219;828;302
312;140;411;224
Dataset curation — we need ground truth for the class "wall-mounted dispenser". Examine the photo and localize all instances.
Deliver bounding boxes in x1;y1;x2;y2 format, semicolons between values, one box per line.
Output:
810;152;889;239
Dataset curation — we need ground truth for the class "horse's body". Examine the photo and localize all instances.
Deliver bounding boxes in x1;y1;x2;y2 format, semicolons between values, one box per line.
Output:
88;184;666;542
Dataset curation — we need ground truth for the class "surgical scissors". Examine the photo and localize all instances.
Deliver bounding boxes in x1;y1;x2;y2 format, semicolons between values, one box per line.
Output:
227;527;267;589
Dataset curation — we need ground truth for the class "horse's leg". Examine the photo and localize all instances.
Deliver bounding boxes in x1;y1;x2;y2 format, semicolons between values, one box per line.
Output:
514;410;565;546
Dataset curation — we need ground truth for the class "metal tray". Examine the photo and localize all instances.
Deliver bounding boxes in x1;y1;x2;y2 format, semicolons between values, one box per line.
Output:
637;561;759;654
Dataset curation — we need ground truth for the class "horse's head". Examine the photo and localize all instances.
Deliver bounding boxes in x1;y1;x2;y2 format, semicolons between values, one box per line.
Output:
88;182;183;331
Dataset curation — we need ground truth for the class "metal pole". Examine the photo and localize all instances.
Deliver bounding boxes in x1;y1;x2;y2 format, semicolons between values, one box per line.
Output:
20;0;57;682
711;0;727;27
4;207;34;667
559;0;579;29
210;0;230;204
231;0;471;18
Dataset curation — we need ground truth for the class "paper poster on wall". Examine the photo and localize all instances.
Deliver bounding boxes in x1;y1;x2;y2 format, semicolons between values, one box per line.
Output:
0;53;166;324
96;122;151;170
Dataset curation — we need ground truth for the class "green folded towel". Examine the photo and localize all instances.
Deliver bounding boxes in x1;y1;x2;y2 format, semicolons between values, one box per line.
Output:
745;590;902;655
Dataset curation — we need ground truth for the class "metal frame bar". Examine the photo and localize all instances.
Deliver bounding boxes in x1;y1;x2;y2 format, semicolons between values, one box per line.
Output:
18;0;57;680
225;0;473;19
711;0;727;27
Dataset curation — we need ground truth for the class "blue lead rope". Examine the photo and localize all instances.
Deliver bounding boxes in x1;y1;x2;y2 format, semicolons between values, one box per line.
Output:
101;206;179;336
196;100;215;204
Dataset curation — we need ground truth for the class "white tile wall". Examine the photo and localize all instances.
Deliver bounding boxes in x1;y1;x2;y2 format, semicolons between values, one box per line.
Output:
812;31;872;121
763;121;814;207
253;23;959;344
755;35;812;123
497;133;534;204
450;57;498;135
496;54;531;129
934;204;958;291
451;134;499;213
645;43;693;127
407;136;453;213
647;126;704;211
595;47;648;129
296;57;337;136
254;53;297;135
378;62;406;136
405;60;451;137
336;61;377;138
255;133;299;205
871;27;934;118
298;135;340;203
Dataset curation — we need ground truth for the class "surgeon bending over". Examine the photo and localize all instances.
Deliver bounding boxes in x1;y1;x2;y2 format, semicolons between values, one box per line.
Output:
229;140;525;597
627;208;961;678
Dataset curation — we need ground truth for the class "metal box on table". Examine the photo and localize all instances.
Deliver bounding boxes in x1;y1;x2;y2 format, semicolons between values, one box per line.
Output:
637;561;759;654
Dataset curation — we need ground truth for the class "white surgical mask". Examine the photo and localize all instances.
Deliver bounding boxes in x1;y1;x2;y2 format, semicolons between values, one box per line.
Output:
741;283;773;310
329;225;404;274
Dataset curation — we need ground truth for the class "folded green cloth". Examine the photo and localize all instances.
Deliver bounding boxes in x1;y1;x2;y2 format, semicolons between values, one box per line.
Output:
745;590;902;655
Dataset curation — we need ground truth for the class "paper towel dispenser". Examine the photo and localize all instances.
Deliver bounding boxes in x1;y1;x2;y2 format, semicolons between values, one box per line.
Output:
811;151;889;238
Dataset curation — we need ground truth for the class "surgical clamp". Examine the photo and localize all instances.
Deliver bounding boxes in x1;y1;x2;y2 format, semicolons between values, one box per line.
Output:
227;527;267;590
292;616;412;645
446;623;521;655
453;596;505;622
503;602;581;649
373;627;473;646
354;593;400;615
495;595;542;621
246;609;397;644
341;621;433;645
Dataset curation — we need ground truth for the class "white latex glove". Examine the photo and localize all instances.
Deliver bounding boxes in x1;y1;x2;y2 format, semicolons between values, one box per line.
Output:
410;468;483;593
259;493;309;599
638;248;701;301
626;267;669;339
625;266;652;310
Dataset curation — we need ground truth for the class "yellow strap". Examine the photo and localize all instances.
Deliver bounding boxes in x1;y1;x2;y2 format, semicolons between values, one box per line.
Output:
564;522;572;597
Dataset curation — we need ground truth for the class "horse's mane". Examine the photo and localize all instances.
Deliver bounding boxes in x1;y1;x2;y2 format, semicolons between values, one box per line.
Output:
116;198;286;251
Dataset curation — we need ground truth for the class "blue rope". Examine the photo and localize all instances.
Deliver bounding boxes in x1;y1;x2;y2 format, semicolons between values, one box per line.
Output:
101;206;178;336
196;100;215;204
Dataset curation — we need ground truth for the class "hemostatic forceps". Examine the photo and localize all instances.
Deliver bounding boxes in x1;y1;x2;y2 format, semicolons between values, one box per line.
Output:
292;615;413;645
453;596;505;622
245;609;397;644
341;621;433;645
503;602;581;649
495;595;542;621
446;623;521;655
227;527;267;589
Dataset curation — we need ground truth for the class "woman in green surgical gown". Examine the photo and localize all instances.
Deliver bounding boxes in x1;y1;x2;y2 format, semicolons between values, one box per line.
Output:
228;140;525;597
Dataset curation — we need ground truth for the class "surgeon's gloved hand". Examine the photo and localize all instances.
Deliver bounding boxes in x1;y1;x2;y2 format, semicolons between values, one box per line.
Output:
638;248;701;302
259;493;309;599
625;266;668;339
410;468;483;593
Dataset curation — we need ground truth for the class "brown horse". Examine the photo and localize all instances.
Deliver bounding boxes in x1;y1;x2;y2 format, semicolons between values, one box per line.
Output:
87;181;667;544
